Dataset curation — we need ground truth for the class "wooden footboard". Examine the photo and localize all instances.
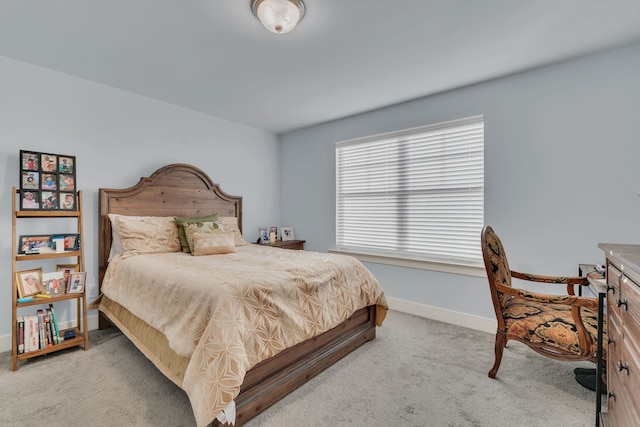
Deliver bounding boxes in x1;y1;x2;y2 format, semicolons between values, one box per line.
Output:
99;297;377;427
215;305;377;426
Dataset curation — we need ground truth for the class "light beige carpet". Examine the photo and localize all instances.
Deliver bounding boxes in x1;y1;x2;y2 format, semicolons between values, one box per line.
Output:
0;310;597;426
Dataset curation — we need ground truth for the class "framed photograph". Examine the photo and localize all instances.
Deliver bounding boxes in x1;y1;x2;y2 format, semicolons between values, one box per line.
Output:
41;173;57;190
21;171;39;190
60;192;76;210
40;154;58;172
19;150;77;211
56;264;78;291
18;234;53;254
16;268;44;298
258;227;270;244
41;191;58;209
67;272;86;294
21;151;40;171
58;156;74;173
269;226;279;242
42;270;67;295
65;234;80;251
20;191;40;210
51;234;80;251
59;174;75;191
281;227;295;241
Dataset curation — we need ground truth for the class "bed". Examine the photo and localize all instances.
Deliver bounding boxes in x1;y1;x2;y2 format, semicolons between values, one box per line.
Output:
95;163;388;427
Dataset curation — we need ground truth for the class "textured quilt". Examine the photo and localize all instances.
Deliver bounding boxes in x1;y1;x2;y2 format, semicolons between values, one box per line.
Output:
101;245;388;426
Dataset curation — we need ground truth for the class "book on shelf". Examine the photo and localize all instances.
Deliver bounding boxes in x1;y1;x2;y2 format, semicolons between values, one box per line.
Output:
18;307;64;353
48;305;61;344
25;313;39;352
37;309;46;349
44;312;54;347
17;316;25;354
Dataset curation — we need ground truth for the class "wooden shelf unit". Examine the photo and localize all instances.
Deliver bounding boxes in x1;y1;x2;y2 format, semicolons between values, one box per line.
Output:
11;187;89;371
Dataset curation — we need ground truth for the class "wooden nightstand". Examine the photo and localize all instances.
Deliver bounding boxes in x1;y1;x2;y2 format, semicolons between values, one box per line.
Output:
260;240;305;250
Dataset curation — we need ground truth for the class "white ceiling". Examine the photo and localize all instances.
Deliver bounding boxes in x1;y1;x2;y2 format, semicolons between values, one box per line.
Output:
1;0;640;134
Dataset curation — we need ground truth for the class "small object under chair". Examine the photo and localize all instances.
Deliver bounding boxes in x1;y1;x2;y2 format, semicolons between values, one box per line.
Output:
574;367;607;394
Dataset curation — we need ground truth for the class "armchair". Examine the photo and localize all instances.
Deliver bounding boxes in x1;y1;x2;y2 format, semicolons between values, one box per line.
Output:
481;226;603;378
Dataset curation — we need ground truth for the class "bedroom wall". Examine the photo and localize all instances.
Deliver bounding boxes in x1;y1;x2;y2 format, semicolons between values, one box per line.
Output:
0;56;281;344
279;42;640;330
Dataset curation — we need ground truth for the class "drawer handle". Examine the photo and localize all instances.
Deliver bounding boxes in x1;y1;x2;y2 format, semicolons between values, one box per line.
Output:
606;285;615;294
618;361;629;375
608;391;616;401
607;337;616;346
616;298;628;310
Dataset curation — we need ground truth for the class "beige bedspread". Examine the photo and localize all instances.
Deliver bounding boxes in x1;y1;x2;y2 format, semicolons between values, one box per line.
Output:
101;244;388;427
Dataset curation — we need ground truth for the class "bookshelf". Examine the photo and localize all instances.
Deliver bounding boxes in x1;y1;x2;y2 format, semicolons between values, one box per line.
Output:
11;187;89;371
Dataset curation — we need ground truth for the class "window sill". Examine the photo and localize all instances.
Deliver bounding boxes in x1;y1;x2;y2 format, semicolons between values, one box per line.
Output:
328;248;485;278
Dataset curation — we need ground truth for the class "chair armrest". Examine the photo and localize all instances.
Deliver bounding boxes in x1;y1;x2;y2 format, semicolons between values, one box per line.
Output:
511;270;588;296
511;270;588;285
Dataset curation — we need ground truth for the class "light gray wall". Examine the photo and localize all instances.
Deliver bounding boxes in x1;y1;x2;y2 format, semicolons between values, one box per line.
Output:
0;56;280;337
3;41;640;339
280;42;640;323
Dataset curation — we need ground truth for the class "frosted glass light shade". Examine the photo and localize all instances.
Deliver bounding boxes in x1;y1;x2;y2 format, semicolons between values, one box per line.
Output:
251;0;305;34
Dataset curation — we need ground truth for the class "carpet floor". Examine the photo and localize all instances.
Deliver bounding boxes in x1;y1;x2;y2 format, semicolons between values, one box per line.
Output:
0;310;597;426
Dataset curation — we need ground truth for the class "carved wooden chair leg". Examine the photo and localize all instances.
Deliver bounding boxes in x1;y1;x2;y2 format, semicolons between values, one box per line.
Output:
489;333;506;379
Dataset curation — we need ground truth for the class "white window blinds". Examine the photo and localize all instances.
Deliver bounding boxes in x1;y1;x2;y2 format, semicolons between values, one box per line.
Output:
335;115;484;266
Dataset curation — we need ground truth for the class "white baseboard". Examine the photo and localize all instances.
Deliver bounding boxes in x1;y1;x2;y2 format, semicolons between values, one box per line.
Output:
0;313;100;354
387;297;496;334
2;302;495;353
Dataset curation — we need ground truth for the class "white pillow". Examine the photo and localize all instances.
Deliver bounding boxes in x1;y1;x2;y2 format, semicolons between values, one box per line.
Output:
108;214;180;258
114;215;180;255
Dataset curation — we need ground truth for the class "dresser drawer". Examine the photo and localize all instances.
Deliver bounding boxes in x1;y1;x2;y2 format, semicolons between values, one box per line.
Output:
607;311;623;380
622;274;640;341
620;338;640;415
608;264;622;293
608;264;623;317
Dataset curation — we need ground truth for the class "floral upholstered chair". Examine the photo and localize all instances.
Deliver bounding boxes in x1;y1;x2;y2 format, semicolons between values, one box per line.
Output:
481;226;604;378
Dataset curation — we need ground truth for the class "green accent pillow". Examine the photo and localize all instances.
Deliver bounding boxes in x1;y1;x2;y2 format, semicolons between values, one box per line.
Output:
174;213;219;253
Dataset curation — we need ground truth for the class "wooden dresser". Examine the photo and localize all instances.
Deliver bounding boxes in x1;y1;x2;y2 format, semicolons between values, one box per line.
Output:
599;244;640;426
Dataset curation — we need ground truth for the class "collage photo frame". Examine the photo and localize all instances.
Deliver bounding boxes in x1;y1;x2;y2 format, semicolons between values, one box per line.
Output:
20;150;77;211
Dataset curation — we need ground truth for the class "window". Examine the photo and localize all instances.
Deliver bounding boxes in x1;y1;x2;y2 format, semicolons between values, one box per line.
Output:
335;115;484;267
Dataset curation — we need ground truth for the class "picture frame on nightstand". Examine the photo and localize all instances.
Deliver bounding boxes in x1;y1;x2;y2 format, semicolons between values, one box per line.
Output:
269;226;278;242
281;227;295;241
258;227;270;244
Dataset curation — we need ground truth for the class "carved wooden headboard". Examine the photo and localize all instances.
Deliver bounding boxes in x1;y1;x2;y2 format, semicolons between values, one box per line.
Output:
98;163;242;287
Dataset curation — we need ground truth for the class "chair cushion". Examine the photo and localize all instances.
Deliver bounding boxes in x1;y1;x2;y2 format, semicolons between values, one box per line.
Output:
503;298;604;359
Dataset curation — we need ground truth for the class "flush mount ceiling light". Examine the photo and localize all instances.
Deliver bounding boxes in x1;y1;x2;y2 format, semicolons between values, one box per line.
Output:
251;0;305;34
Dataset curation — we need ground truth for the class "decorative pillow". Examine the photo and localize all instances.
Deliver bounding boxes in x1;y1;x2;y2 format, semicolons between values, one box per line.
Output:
192;232;237;256
175;213;220;253
219;216;248;246
183;221;224;253
114;215;180;255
